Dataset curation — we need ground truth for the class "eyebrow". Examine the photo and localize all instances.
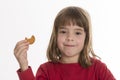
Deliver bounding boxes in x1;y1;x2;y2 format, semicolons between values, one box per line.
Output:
58;26;84;31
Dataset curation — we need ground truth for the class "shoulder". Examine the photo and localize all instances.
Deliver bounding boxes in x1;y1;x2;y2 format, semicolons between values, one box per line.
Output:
36;61;59;77
92;59;107;70
40;61;56;68
92;58;106;67
37;61;57;71
91;58;115;80
35;61;59;79
90;58;108;73
36;61;56;77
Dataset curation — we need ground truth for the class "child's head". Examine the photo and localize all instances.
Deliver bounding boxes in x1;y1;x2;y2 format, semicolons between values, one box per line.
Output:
47;6;97;67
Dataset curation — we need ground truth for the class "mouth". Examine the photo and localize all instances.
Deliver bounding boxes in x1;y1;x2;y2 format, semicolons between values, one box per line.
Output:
64;44;75;47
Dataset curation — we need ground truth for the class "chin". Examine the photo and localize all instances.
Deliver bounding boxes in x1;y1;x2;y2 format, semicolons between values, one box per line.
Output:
63;52;78;57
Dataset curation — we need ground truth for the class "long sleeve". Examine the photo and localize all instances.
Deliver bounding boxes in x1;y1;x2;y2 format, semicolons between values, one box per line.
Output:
17;65;48;80
16;61;116;80
17;66;35;80
35;64;49;80
94;60;116;80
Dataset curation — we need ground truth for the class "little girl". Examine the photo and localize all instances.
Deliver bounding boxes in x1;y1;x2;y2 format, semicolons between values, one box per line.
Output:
14;6;116;80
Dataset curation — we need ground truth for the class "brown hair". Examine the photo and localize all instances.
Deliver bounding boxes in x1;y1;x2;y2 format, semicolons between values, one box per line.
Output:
47;6;99;67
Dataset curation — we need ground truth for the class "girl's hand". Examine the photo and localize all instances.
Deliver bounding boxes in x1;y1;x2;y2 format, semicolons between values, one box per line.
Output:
14;40;29;71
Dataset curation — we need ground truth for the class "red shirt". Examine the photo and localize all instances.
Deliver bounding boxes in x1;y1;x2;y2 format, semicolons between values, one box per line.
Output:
17;59;116;80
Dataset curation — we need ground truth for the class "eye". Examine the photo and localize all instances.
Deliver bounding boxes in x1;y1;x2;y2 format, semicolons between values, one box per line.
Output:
75;32;82;35
59;30;67;34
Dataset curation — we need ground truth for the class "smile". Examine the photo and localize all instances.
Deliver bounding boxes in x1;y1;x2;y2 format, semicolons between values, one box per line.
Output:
64;45;75;47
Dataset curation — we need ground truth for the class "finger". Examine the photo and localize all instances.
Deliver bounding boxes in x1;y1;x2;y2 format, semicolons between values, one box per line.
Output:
14;40;29;51
14;40;24;50
17;47;28;60
14;40;29;54
14;43;29;54
16;49;28;67
14;45;29;58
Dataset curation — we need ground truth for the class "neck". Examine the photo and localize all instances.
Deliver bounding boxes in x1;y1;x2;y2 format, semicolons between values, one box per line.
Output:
60;55;79;63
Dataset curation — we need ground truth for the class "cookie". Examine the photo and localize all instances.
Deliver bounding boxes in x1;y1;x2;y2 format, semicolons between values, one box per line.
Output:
25;35;35;44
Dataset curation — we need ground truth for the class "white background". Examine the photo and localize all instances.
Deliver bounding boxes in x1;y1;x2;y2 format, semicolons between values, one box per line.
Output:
0;0;120;80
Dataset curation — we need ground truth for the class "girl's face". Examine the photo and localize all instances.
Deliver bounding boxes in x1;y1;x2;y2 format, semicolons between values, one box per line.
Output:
57;25;86;63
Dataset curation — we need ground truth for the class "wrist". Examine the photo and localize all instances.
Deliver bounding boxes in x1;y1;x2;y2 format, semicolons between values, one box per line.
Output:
20;65;29;71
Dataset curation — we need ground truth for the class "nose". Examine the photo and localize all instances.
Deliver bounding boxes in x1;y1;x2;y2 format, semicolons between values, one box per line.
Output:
66;33;74;41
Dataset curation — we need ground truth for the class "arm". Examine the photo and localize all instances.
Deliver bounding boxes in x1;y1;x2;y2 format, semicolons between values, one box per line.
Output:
14;40;48;80
95;60;116;80
17;65;48;80
17;66;35;80
14;40;29;71
14;40;35;80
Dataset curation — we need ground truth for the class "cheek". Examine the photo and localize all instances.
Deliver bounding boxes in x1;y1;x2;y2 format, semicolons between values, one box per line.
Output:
77;37;86;46
57;36;64;47
57;35;65;42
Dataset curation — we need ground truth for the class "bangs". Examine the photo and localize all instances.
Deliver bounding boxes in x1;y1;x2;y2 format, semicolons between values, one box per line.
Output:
57;14;84;27
54;7;89;31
